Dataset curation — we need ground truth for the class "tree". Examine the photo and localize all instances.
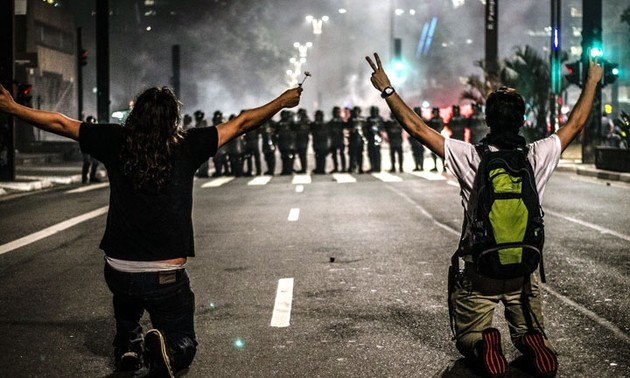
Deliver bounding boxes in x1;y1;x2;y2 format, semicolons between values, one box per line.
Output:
461;46;570;142
622;6;630;33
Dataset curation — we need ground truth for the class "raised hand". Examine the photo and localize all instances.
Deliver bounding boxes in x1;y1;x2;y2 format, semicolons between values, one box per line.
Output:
365;53;392;93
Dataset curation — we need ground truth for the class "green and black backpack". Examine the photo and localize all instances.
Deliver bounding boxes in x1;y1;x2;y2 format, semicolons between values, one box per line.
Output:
456;141;546;281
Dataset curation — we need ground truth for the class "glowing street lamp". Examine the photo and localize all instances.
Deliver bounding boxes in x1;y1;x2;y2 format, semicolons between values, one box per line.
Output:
293;41;313;58
305;15;329;35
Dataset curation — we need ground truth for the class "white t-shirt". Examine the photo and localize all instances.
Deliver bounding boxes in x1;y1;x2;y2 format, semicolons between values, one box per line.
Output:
444;134;562;210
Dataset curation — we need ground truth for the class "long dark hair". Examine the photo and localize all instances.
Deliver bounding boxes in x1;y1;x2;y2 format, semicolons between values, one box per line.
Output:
120;87;185;191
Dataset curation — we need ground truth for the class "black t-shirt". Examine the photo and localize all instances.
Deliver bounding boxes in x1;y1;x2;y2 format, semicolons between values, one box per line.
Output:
79;123;218;261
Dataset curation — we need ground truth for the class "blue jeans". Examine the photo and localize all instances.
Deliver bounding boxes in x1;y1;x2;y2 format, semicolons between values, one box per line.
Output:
104;263;197;372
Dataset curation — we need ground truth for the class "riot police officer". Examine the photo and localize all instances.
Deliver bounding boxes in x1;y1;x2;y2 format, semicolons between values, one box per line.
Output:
194;110;210;177
225;113;243;177
365;106;384;173
294;108;311;174
347;106;366;174
243;126;262;176
328;106;346;173
409;107;426;171
468;103;488;144
310;110;330;174
277;110;296;175
385;114;405;172
261;120;278;175
426;107;444;172
211;111;228;177
449;104;467;141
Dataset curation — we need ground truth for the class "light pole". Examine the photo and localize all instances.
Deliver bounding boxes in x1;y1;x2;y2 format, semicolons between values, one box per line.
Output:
293;41;312;59
305;15;328;109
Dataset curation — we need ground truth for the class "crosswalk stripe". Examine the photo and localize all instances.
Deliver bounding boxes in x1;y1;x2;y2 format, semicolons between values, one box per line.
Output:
292;174;311;184
372;172;403;182
198;172;458;188
332;173;357;183
201;177;235;188
247;176;273;186
408;171;446;181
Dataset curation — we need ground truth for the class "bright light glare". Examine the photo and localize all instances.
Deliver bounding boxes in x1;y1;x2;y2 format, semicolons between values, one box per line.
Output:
611;67;619;75
306;15;313;23
590;47;603;57
395;9;405;16
394;61;406;71
338;8;347;14
146;26;152;31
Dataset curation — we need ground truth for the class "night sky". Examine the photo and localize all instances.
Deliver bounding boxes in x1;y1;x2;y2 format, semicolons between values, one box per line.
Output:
60;0;628;121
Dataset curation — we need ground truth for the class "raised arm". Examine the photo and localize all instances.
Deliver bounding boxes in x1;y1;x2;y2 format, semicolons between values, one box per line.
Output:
555;57;604;152
0;84;81;141
366;53;445;158
216;87;302;148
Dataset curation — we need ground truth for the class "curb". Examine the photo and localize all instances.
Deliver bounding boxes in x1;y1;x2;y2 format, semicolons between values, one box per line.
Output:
556;163;630;183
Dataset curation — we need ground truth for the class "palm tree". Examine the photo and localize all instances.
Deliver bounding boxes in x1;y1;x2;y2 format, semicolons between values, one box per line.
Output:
500;46;551;140
461;45;568;141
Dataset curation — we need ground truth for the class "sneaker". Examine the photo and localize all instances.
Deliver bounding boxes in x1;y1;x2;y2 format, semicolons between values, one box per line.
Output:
114;350;142;372
477;328;507;377
523;331;558;378
144;329;174;378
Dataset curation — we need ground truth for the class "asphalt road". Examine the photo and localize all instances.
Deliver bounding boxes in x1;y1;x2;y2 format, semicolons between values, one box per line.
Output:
0;167;629;378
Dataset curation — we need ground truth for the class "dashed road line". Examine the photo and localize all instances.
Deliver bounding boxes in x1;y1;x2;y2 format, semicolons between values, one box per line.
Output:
288;208;300;221
270;278;294;328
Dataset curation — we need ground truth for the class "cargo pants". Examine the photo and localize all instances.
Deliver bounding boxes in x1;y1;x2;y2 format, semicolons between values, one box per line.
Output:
449;262;557;358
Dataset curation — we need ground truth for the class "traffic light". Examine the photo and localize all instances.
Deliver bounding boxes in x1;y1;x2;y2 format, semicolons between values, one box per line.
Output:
603;60;619;87
79;49;88;66
391;38;407;82
564;60;582;87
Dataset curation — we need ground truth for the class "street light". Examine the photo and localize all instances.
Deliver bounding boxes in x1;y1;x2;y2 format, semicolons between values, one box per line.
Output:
293;41;312;58
305;15;329;35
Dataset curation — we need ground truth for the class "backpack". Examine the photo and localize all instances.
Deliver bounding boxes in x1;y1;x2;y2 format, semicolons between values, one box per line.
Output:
456;141;546;281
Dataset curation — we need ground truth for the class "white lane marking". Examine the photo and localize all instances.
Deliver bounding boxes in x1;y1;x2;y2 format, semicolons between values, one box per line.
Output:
409;171;446;181
292;174;311;184
386;186;460;236
65;182;110;194
332;173;356;183
247;176;272;186
446;180;460;187
388;184;630;345
543;285;630;345
545;209;630;242
288;208;300;222
201;177;235;188
0;206;109;256
295;185;304;193
270;278;294;328
372;172;403;182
